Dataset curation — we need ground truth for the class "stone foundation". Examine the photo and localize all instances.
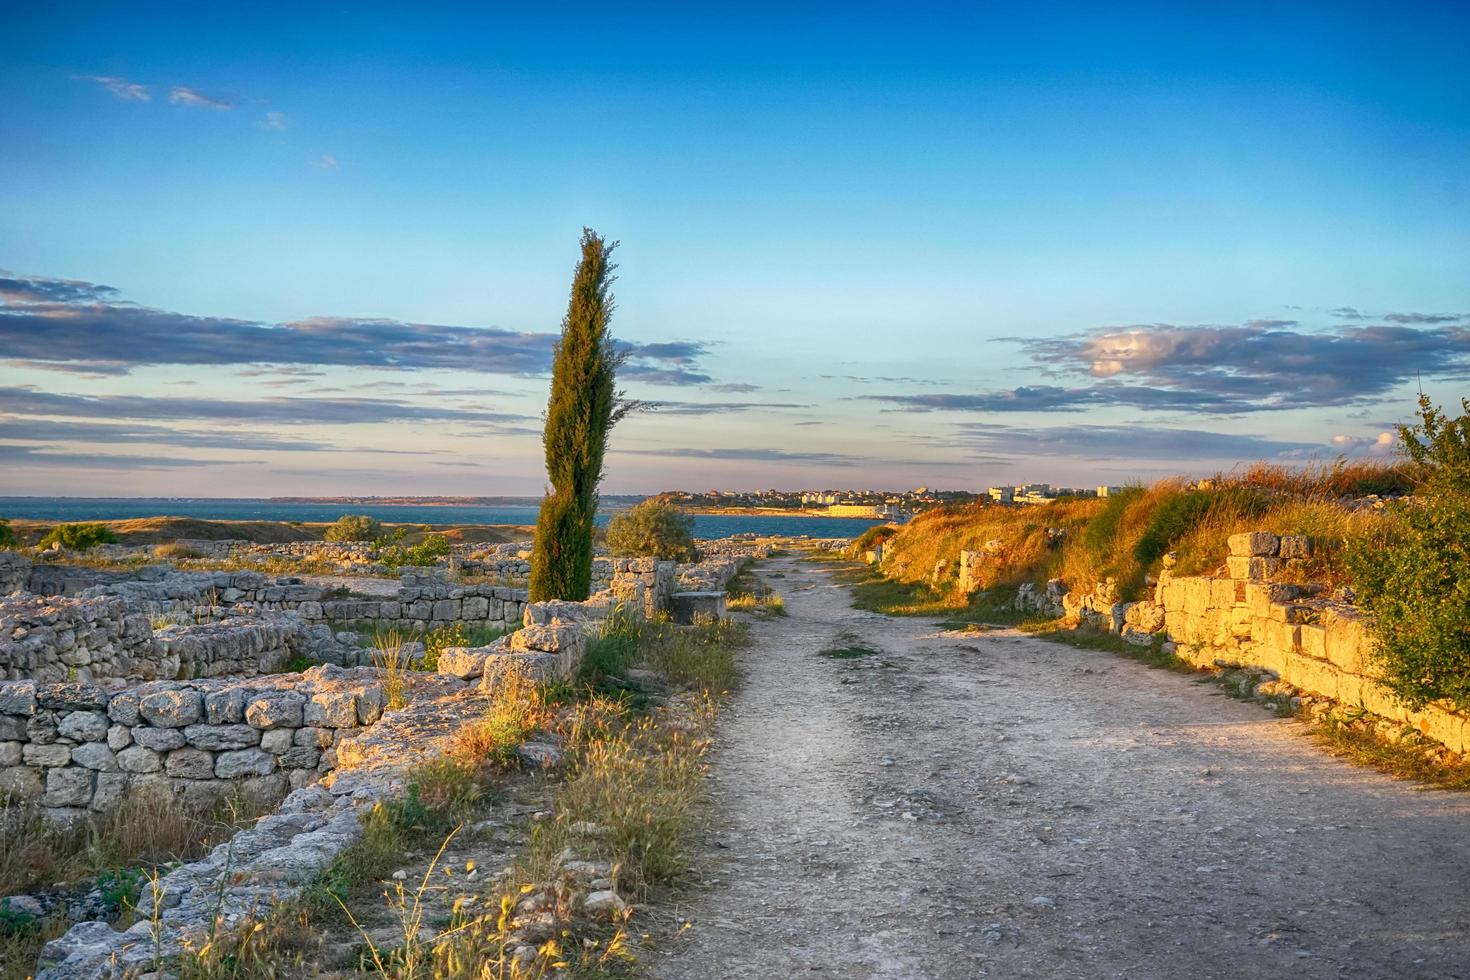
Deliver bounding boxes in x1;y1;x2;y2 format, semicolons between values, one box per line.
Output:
0;666;396;819
1005;530;1470;755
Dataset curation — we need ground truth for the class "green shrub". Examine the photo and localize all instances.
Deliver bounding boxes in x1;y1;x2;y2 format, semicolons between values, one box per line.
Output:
851;524;898;554
581;607;641;680
1348;396;1470;711
379;533;451;569
1132;486;1269;569
0;520;15;550
323;514;382;542
37;523;118;551
605;499;697;561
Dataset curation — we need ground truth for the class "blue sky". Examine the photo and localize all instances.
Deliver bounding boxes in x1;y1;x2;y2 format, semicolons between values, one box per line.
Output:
2;2;1468;495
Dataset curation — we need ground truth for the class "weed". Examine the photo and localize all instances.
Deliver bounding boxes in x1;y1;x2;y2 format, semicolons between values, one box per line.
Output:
819;646;879;659
370;629;413;710
450;664;549;769
580;608;640;682
636;619;747;693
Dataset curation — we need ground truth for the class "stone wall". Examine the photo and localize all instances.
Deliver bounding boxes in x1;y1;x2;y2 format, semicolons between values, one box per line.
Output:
0;592;364;684
1006;531;1470;755
1;594;157;682
609;557;678;621
0;551;31;594
0;666;396;819
30;541;769;977
75;567;529;637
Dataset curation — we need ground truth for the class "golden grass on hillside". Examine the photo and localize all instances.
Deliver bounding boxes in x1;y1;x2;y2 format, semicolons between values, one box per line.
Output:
871;460;1406;607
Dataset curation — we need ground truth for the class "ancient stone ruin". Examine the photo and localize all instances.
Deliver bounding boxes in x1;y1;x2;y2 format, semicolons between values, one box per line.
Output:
0;541;764;978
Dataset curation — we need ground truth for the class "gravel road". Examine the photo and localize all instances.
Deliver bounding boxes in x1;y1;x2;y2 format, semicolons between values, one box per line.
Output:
649;555;1470;980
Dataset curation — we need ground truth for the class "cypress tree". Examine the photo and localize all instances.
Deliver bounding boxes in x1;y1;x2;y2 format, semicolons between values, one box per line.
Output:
530;228;633;601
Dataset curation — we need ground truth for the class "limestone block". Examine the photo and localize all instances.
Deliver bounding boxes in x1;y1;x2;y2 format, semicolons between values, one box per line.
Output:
43;767;93;807
1228;531;1280;557
293;727;333;748
280;745;321;770
215;748;276;778
0;765;41;800
117;745;163;773
245;693;305;729
1299;624;1328;661
90;772;128;811
71;743;118;772
671;592;727;625
106;724;132;751
0;716;23;741
57;710;109;742
183;723;261;750
0;741;18;767
23;742;71;767
1226;556;1283;582
436;646;489;680
133;727;187;752
260;729;294;754
205;689;245;724
304;692;358;728
1278;534;1311;559
431;599;460;621
165;747;216;780
139;689;204;728
462;596;489;619
356;691;384;726
107;692;141;726
37;684;108;711
0;682;38;716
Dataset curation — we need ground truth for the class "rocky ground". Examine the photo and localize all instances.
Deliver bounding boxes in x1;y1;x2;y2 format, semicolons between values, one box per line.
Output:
648;555;1470;980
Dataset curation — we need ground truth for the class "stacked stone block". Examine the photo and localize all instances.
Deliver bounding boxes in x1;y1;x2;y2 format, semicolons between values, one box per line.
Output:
0;667;390;819
0;594;156;683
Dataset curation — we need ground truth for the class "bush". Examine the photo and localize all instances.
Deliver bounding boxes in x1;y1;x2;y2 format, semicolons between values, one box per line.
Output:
605;499;697;561
1132;485;1269;570
1348;396;1470;711
0;520;14;549
850;524;899;555
37;523;118;551
379;533;451;570
323;514;382;542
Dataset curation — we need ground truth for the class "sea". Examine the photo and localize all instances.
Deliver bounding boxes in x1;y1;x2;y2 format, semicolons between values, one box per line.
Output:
0;498;881;541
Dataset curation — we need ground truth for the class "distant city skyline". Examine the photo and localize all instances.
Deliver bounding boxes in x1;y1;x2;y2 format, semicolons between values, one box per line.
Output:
2;4;1467;496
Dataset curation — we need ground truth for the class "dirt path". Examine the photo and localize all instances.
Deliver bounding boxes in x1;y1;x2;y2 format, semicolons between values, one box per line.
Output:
648;555;1470;980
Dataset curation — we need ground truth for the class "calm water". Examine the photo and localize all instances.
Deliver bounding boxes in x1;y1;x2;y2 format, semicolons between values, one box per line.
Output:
0;498;879;540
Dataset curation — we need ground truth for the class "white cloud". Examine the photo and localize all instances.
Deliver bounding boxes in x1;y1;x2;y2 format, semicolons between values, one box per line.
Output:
1330;431;1398;455
256;111;287;131
310;153;339;170
77;75;150;102
168;86;233;110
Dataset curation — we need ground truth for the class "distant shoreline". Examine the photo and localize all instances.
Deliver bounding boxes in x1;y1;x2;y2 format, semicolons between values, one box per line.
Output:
686;506;887;520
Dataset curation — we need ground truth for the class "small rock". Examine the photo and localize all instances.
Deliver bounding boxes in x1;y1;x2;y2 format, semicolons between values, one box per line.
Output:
583;889;627;917
1031;895;1055;908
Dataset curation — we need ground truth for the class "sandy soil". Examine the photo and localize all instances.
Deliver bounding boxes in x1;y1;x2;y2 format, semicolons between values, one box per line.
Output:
649;555;1470;980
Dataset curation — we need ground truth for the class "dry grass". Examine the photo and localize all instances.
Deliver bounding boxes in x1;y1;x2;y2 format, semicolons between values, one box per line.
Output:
869;462;1405;610
371;629;414;710
449;665;550;768
0;786;266;900
635;618;745;693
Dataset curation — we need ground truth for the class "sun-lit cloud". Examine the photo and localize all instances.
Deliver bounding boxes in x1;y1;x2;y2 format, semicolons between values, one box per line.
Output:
256;111;287;130
168;86;233;110
864;320;1470;416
